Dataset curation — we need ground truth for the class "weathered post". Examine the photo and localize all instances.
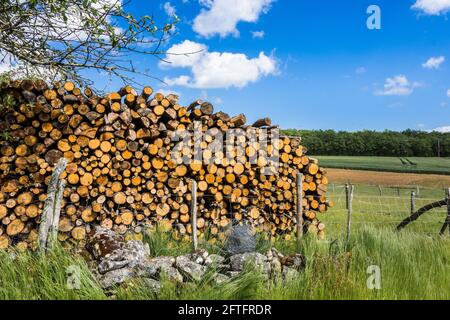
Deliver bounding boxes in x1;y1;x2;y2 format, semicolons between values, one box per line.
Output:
410;191;415;215
48;178;66;249
296;173;304;240
439;188;450;235
346;184;354;243
191;179;198;250
345;184;349;210
38;158;67;253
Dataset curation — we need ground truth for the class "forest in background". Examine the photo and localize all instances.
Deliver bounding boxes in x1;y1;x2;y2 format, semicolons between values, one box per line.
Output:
282;129;450;157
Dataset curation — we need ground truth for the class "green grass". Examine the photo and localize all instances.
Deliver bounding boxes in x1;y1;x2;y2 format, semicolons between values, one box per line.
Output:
313;156;450;175
321;184;448;238
0;227;448;300
0;184;449;300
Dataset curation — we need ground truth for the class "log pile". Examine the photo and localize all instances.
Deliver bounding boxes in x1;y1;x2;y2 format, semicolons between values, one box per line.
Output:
0;79;332;250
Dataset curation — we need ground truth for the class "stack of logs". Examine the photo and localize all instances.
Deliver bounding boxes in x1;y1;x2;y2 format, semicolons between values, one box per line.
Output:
0;79;332;250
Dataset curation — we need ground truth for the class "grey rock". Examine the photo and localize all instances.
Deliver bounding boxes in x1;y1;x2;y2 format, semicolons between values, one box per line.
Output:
143;278;161;294
123;240;150;268
137;256;182;282
87;226;126;260
291;254;306;271
159;265;184;283
190;249;209;265
147;256;175;270
212;273;230;285
88;227;150;275
280;253;306;271
134;261;159;278
266;250;273;261
99;268;134;289
224;224;256;256
207;254;225;265
229;252;270;273
175;255;206;281
270;256;282;274
98;259;129;274
282;266;299;280
271;248;283;257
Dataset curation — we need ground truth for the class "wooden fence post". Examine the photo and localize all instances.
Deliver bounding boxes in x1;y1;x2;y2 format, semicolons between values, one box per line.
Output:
416;185;420;197
346;184;354;243
38;158;67;253
48;178;65;249
296;173;304;240
440;188;450;235
410;191;415;215
345;184;349;210
191;179;198;251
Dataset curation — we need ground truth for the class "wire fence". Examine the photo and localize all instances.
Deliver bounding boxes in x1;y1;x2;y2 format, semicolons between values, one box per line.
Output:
321;183;450;237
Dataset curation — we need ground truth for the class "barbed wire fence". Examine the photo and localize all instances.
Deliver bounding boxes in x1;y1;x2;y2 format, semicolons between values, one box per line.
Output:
152;180;450;252
325;183;450;239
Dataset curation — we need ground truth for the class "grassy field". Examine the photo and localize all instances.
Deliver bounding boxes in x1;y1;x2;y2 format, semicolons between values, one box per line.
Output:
0;183;449;300
314;156;450;175
318;184;448;238
0;226;448;300
0;183;448;300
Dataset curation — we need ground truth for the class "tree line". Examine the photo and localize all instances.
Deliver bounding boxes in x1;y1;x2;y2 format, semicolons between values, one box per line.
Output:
282;129;450;157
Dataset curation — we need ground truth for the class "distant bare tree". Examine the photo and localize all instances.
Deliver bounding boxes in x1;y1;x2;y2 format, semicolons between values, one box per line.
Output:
0;0;179;86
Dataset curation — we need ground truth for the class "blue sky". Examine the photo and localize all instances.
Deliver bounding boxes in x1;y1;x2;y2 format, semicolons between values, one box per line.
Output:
88;0;450;132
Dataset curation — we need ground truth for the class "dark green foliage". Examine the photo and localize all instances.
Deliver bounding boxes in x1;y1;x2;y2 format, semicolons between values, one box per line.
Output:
283;129;450;157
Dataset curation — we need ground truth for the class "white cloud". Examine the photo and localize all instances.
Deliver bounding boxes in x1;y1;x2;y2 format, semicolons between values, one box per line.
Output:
375;75;422;96
447;89;450;97
161;40;278;89
193;0;274;38
163;2;176;16
422;56;445;69
412;0;450;15
251;30;265;39
433;126;450;132
355;67;366;74
162;40;207;68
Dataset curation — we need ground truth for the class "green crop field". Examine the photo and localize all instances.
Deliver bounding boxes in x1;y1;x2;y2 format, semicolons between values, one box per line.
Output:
313;156;450;175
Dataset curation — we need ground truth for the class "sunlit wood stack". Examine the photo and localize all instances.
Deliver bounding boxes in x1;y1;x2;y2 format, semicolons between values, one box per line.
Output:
0;79;332;250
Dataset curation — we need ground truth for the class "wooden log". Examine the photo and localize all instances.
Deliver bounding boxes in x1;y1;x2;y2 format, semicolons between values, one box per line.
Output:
0;80;332;249
252;117;272;128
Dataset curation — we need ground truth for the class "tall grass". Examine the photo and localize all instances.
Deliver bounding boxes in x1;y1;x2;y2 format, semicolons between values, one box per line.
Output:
0;227;447;300
0;246;105;300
